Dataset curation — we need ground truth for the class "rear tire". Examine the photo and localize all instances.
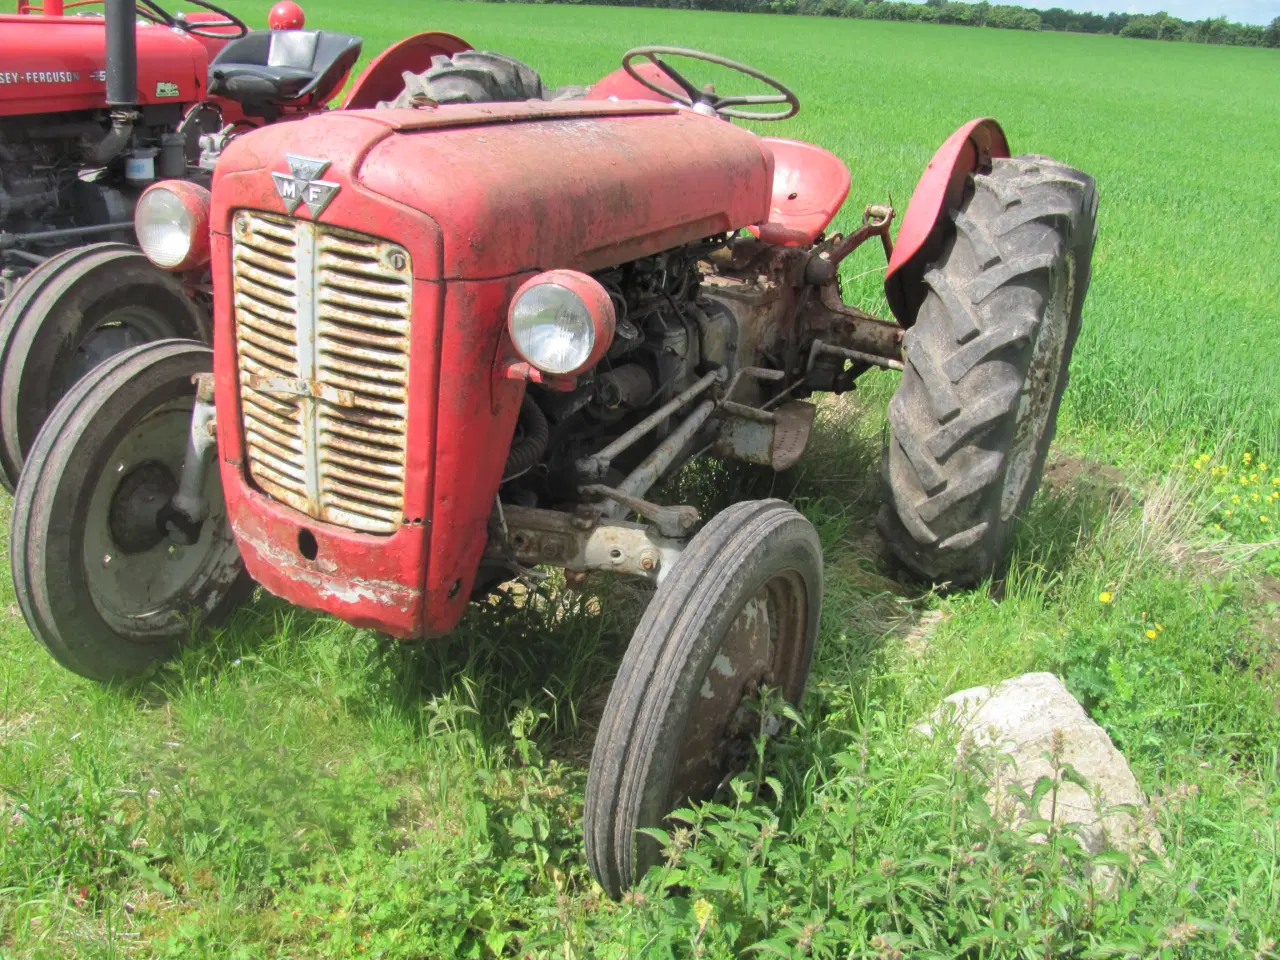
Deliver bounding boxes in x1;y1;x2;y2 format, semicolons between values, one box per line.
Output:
0;245;208;491
379;51;547;106
880;155;1098;586
584;500;822;898
11;340;247;683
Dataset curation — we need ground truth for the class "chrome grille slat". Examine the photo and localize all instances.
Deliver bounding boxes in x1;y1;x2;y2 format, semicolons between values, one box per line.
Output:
233;209;411;534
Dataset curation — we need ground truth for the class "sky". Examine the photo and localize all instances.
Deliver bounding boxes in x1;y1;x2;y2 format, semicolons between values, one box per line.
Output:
1048;0;1278;21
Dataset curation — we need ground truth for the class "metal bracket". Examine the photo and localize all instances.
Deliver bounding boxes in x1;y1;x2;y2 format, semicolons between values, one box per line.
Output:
580;484;700;538
162;372;218;545
486;504;686;583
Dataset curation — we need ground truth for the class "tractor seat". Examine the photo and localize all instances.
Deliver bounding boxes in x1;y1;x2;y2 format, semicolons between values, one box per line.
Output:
752;138;853;247
209;30;363;106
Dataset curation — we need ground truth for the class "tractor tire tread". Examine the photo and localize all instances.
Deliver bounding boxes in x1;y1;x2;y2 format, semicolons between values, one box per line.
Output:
380;50;546;106
880;155;1097;586
584;499;821;898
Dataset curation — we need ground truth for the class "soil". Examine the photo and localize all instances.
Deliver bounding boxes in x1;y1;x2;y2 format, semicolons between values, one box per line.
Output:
1042;456;1133;510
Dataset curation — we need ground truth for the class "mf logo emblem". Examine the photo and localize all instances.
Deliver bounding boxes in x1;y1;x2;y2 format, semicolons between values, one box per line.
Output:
272;154;340;218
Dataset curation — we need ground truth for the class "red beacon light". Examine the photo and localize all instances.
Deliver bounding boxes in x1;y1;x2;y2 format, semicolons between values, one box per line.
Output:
268;1;306;30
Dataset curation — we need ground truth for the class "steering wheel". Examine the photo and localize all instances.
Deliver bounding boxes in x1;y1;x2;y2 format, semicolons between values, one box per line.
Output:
621;46;799;122
138;0;249;39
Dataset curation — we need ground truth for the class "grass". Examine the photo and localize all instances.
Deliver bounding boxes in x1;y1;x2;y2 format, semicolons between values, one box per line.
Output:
2;1;1280;956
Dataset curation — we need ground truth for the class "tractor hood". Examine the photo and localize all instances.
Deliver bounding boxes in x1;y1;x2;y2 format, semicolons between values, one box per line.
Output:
211;100;776;279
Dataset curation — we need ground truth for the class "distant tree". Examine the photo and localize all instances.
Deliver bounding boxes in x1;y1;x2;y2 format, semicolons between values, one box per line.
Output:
1265;15;1280;46
1120;10;1182;39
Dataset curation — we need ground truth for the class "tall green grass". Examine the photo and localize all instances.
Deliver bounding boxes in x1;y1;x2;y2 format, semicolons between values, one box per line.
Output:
2;3;1279;956
212;0;1280;453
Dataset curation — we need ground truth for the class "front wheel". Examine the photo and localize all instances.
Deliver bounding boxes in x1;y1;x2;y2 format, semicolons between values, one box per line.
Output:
0;245;208;491
881;155;1098;586
11;340;247;682
584;499;822;899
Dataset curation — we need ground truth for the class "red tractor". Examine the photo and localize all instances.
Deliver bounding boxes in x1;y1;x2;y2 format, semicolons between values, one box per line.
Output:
0;0;364;489
9;45;1097;896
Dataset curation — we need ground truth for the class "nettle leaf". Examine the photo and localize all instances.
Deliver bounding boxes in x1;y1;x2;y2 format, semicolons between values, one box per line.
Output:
1029;775;1057;815
1058;762;1091;792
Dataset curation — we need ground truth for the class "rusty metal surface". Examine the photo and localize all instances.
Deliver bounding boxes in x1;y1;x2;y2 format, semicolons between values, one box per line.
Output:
612;399;717;511
712;400;814;471
798;282;905;361
232;209;412;534
577;369;722;481
770;401;815;470
579;484;700;539
488;505;685;582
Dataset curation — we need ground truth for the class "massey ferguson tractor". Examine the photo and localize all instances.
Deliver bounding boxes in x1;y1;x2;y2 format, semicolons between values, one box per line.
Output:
9;45;1098;897
0;0;365;490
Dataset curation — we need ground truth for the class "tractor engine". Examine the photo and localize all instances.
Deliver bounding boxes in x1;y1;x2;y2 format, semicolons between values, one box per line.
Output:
513;247;720;503
0;111;188;252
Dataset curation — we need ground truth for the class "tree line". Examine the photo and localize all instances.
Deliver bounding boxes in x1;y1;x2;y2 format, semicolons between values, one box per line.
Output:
482;0;1280;47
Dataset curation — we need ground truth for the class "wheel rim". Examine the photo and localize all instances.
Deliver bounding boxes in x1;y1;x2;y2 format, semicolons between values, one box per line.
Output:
1001;253;1076;521
668;569;810;806
82;396;239;636
62;304;180;391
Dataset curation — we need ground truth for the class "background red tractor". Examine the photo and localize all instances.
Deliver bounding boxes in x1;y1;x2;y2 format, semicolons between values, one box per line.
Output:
9;43;1097;897
0;0;364;490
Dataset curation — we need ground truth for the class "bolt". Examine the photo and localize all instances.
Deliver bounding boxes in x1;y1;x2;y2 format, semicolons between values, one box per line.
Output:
102;554;112;566
116;462;126;473
234;213;249;236
641;556;654;571
386;248;407;271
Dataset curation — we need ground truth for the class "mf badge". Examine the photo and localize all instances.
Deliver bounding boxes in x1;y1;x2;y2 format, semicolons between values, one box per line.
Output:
272;154;340;218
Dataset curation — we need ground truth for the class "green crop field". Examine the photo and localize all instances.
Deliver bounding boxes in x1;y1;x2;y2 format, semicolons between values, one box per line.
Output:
2;2;1279;957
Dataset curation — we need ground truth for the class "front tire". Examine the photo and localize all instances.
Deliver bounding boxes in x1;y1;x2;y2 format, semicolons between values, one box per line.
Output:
584;500;822;898
11;340;247;682
881;155;1098;586
0;245;208;491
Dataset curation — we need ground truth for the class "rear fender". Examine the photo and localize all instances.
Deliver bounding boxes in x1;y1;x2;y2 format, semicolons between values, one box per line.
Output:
586;62;684;103
342;31;472;109
883;118;1009;326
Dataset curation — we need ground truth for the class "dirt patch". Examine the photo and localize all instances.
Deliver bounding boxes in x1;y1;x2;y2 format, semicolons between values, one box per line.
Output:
1043;456;1133;510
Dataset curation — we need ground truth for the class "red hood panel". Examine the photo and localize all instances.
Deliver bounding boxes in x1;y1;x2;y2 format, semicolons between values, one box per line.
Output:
214;103;774;279
0;15;212;116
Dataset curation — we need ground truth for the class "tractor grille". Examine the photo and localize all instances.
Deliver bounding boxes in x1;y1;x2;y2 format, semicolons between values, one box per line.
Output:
231;210;412;534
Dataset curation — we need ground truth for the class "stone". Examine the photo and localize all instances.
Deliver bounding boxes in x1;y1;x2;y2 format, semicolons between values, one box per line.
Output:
919;672;1161;865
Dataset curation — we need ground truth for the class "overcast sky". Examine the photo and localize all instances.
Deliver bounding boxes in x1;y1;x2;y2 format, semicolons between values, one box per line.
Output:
1047;0;1278;21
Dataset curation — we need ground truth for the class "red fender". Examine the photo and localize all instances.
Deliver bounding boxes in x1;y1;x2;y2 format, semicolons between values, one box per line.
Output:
883;118;1009;326
586;61;684;103
341;31;472;109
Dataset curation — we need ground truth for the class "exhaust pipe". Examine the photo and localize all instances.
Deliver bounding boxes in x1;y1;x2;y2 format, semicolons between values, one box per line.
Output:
94;0;138;165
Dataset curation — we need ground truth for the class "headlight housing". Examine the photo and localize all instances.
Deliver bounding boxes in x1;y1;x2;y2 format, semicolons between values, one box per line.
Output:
134;182;211;271
508;270;615;377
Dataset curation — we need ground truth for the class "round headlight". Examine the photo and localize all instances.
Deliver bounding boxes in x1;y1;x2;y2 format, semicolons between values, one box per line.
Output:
134;182;211;270
508;270;615;376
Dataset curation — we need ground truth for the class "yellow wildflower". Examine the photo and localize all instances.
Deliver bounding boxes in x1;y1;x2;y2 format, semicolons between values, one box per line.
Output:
1245;452;1253;464
1225;510;1233;517
1099;591;1114;604
1262;516;1271;524
1145;629;1158;640
1156;623;1164;632
1232;495;1241;504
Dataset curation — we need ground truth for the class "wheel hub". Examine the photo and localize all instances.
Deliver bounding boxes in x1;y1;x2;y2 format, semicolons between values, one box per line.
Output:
108;461;177;555
669;569;809;806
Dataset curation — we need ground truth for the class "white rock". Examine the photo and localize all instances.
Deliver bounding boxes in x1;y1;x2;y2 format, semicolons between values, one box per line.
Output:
919;672;1161;864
